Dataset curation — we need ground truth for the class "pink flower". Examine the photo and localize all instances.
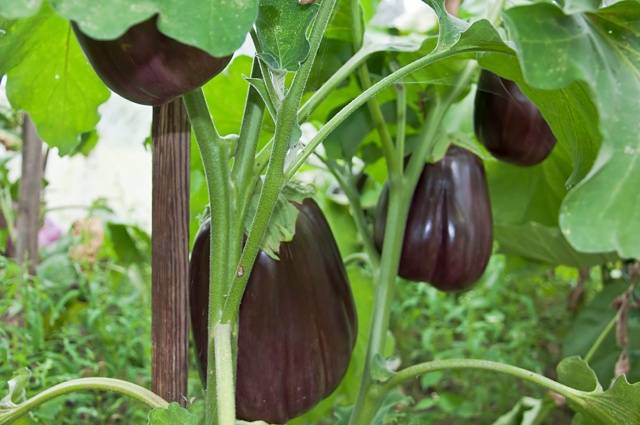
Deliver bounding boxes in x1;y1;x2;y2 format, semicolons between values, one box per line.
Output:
38;217;63;248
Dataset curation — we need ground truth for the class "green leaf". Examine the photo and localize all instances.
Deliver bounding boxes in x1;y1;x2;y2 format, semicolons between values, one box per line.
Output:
579;376;640;425
504;2;640;258
555;356;640;425
491;397;544;425
370;354;394;383
50;0;257;57
557;356;601;392
0;368;30;409
563;281;640;384
0;4;109;154
0;0;43;19
147;402;196;425
495;223;613;268
255;0;318;71
423;0;470;51
563;0;601;13
244;181;315;259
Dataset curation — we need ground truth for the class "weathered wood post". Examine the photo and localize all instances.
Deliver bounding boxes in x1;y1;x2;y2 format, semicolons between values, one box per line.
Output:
16;115;43;274
151;99;190;404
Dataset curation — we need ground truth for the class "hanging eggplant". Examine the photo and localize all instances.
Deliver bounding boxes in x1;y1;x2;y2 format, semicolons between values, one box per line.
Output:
374;146;493;292
474;70;556;166
73;17;231;105
190;199;357;424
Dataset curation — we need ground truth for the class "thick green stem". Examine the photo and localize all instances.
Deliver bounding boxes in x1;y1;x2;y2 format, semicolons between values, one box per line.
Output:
393;64;407;166
348;183;410;425
221;0;339;324
0;378;167;425
214;324;236;425
183;90;233;425
348;60;479;425
379;359;584;405
230;59;265;281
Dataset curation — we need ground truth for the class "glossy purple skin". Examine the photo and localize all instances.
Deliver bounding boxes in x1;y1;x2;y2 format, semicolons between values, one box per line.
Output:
474;70;556;166
73;17;231;105
375;147;493;292
190;199;357;424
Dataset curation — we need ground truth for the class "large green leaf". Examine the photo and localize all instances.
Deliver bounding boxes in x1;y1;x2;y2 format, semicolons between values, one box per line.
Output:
46;0;256;57
0;0;42;19
255;0;318;71
0;5;109;154
504;2;640;258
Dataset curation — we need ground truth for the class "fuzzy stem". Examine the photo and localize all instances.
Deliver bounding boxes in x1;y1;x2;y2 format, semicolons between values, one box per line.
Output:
0;378;167;425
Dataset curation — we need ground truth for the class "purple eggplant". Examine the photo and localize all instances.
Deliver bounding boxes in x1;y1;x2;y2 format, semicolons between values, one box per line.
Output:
474;70;556;166
190;199;357;424
73;17;231;105
375;146;493;292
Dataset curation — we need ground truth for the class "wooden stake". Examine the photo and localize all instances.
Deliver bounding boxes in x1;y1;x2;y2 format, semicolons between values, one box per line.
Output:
151;99;190;405
16;115;43;273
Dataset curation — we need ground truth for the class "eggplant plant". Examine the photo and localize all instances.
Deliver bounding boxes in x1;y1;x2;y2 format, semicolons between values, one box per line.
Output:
1;0;640;424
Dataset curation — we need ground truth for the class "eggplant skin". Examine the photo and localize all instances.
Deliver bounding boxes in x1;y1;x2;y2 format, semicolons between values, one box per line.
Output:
474;70;556;166
190;199;357;424
72;17;231;106
374;147;493;292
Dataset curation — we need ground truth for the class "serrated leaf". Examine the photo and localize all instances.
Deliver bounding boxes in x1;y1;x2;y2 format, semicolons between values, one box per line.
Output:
0;4;109;154
50;0;257;57
557;357;601;392
0;368;30;409
0;0;42;19
255;0;318;71
503;2;640;258
578;375;640;425
147;402;196;425
370;354;394;383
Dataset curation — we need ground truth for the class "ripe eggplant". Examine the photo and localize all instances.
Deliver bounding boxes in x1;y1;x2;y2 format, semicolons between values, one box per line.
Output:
374;146;493;292
474;70;556;166
190;199;357;424
73;17;231;105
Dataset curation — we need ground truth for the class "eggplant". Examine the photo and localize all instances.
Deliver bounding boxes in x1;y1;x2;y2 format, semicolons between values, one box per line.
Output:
190;199;357;424
474;70;556;166
73;17;231;105
374;146;493;292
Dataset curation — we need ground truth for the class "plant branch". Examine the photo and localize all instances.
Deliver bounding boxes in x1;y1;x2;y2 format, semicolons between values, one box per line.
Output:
320;157;380;268
349;0;399;176
286;46;501;179
0;378;167;425
392;62;406;165
214;324;236;425
221;0;339;324
378;359;584;404
585;310;621;364
183;89;232;425
298;53;368;122
230;58;265;278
